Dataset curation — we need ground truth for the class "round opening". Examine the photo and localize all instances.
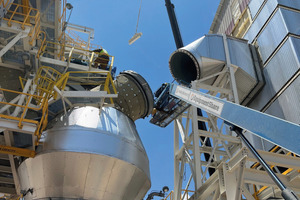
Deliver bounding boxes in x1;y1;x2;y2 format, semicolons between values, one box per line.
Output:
169;50;200;85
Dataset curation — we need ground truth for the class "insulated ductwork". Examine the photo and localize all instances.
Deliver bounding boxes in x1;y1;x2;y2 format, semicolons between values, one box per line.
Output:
169;34;264;104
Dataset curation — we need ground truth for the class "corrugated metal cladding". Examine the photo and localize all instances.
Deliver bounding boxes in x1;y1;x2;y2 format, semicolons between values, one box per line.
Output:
248;36;300;110
248;0;300;20
266;76;300;124
210;0;300;151
248;0;265;19
257;8;300;63
244;0;278;42
245;0;300;43
244;1;300;151
227;37;256;78
210;0;250;34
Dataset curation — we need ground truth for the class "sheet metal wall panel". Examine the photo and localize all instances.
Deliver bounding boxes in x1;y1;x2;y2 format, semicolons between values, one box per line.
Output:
263;37;300;92
257;9;300;63
247;84;273;110
248;37;300;110
244;0;277;42
277;0;300;11
257;9;286;62
220;2;234;34
282;8;300;35
245;0;300;43
248;0;265;19
198;35;226;61
227;38;257;78
266;76;300;124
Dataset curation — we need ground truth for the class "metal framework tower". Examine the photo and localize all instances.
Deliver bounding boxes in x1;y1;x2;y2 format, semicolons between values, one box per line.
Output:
166;0;300;199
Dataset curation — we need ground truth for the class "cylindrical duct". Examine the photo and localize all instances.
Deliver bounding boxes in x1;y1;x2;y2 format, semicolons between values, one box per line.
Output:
169;35;261;104
169;35;226;85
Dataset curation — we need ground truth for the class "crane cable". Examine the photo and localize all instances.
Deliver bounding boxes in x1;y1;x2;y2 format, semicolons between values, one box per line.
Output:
135;0;143;33
129;0;143;45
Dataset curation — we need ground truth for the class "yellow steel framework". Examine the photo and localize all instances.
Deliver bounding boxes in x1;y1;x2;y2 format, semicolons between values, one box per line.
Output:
0;0;41;45
21;66;117;105
2;64;116;159
64;70;117;104
0;88;48;157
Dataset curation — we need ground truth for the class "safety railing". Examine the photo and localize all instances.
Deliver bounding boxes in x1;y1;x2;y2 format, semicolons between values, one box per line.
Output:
164;189;195;200
19;67;66;104
36;30;47;58
61;70;117;104
252;146;298;199
0;0;41;45
22;66;117;105
35;66;66;101
38;41;115;72
58;0;67;24
65;29;101;50
0;0;10;8
0;88;48;139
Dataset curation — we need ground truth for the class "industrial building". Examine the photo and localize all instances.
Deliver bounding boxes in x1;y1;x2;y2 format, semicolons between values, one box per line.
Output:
0;0;299;200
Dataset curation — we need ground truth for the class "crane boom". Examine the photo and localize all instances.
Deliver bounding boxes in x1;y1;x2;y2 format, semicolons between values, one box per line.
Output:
170;83;300;155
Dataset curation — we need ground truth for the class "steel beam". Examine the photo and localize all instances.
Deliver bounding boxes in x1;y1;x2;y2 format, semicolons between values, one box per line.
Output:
174;118;181;200
170;84;300;155
0;119;36;134
62;91;118;98
191;89;202;192
3;131;19;195
0;186;16;194
0;31;28;58
0;165;12;173
243;168;300;191
198;130;241;143
190;172;219;200
222;34;239;103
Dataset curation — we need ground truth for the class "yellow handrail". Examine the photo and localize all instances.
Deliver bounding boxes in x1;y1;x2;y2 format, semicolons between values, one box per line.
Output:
65;70;117;104
0;88;47;129
36;31;47;58
65;29;102;50
38;40;115;72
0;1;41;45
0;0;10;7
32;66;117;105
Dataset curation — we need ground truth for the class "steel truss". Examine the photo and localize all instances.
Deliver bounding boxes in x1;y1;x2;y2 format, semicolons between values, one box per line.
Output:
172;61;300;199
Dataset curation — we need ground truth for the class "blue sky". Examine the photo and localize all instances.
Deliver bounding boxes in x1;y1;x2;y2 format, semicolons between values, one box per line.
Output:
69;0;220;198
